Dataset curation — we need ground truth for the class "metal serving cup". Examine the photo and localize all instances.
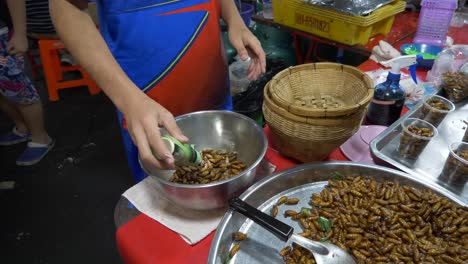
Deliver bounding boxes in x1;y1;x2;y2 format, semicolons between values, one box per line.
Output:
398;118;438;160
420;94;455;127
140;110;268;210
439;141;468;193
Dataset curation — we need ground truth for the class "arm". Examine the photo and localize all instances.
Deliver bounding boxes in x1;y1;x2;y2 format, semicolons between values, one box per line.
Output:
50;0;187;170
220;0;245;30
220;0;266;79
5;0;28;54
50;0;141;115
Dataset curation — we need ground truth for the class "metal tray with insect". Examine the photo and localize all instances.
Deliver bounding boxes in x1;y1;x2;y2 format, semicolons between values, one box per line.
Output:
370;90;468;201
207;161;467;264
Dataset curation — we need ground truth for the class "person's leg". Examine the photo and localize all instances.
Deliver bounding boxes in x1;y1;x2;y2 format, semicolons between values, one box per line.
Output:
16;102;49;144
2;52;50;145
11;75;54;165
14;98;54;166
0;53;53;165
0;95;31;145
0;31;30;145
1;29;53;164
0;94;28;134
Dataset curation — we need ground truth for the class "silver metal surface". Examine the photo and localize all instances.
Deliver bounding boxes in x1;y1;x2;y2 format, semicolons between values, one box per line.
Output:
289;235;357;264
140;110;268;210
207;162;467;264
302;0;393;16
371;94;468;202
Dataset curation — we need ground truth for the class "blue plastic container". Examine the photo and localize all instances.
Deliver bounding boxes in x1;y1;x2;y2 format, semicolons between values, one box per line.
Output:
400;43;443;69
240;3;254;26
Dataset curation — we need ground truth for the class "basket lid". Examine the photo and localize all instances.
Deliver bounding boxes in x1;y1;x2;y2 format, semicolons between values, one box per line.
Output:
269;63;374;117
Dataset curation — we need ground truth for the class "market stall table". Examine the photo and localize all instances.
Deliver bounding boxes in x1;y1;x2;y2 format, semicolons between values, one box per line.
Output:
114;126;345;264
114;22;467;264
251;11;420;64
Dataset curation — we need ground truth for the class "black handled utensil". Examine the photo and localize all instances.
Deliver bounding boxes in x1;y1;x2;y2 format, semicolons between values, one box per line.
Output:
229;197;357;264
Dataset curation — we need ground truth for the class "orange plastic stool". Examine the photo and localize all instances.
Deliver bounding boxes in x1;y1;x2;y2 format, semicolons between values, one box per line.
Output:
38;39;101;101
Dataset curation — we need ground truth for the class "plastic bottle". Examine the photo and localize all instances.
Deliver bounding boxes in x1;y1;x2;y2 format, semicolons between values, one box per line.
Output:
366;55;421;126
153;135;202;167
413;0;458;47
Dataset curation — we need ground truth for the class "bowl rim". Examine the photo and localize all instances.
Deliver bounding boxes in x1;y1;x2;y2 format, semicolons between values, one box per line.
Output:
400;43;443;59
142;110;268;189
269;63;375;117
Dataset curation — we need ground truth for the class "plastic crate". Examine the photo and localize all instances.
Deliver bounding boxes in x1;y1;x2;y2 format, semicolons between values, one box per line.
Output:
272;0;406;45
413;0;458;47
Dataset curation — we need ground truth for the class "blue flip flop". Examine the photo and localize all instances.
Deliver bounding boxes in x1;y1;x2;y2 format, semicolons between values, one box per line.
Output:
16;138;55;166
0;127;31;146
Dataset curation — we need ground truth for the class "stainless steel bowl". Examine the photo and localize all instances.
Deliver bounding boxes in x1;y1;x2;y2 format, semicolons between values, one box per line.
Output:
141;110;268;210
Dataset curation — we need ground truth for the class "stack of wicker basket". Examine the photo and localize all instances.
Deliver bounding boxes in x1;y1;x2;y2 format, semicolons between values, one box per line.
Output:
263;63;374;162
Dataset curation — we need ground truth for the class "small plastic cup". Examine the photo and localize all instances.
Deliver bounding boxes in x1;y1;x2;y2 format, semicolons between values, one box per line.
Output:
262;0;273;19
439;141;468;191
420;95;455;127
398;118;438;159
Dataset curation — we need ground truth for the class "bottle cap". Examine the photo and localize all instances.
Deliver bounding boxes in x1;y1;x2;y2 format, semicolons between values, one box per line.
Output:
161;135;202;166
381;55;420;83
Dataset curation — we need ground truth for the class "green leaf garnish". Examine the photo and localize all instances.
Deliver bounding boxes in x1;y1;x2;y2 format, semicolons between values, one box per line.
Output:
318;216;333;232
320;237;328;242
329;171;344;180
301;207;312;216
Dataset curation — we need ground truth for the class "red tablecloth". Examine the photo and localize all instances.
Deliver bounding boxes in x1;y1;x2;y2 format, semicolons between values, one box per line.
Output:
115;125;346;264
115;18;468;264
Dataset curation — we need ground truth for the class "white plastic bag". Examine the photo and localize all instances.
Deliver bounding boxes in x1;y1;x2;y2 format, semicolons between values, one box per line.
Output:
229;56;251;95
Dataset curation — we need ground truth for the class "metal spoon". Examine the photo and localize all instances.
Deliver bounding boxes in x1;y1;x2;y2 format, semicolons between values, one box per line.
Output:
229;197;357;264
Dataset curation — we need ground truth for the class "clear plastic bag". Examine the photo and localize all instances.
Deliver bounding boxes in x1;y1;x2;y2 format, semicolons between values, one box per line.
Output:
426;45;468;103
426;45;468;86
229;56;252;96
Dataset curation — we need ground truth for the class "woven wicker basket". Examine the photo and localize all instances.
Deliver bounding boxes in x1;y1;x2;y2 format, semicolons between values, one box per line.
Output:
263;64;373;162
269;63;374;117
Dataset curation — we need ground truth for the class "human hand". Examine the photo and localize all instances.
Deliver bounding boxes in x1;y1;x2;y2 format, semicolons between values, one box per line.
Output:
7;32;28;55
228;24;266;80
123;94;188;170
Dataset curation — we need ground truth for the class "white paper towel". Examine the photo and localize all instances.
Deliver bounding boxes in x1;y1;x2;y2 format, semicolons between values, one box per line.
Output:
122;159;276;245
122;176;225;245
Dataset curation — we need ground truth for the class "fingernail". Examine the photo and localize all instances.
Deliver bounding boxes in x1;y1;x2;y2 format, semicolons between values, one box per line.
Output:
165;156;175;164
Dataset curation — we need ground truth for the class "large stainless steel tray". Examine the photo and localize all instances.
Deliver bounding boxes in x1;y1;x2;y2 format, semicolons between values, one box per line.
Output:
370;92;468;200
207;162;467;264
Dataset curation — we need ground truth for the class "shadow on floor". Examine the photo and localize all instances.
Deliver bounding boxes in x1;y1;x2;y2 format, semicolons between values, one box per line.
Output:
0;82;134;263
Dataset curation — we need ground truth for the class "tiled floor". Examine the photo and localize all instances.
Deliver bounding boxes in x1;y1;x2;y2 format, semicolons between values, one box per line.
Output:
0;80;134;263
